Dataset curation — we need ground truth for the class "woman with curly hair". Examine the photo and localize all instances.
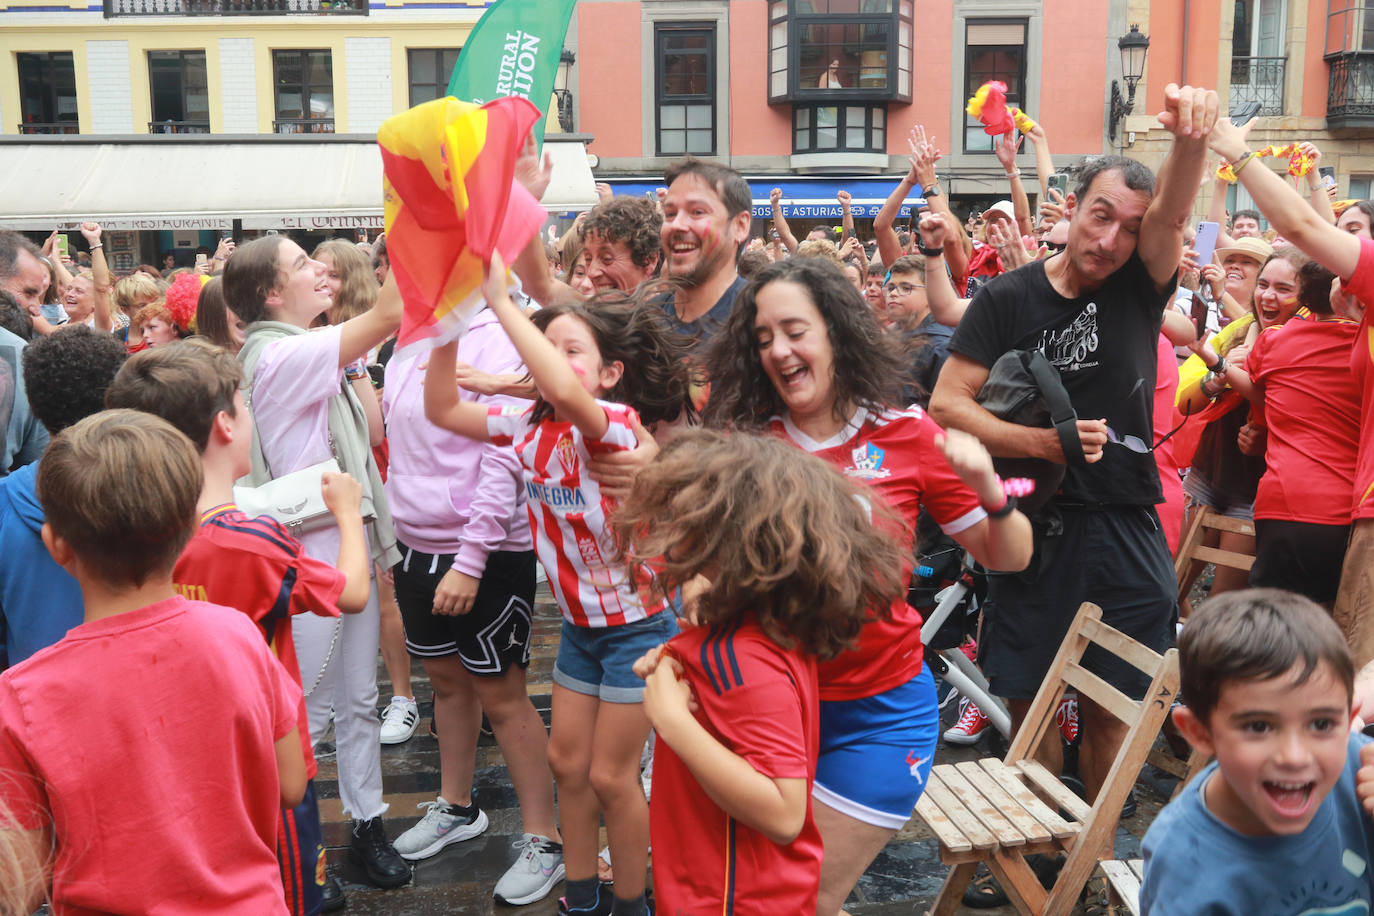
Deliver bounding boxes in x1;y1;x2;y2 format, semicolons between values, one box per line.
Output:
703;256;1033;916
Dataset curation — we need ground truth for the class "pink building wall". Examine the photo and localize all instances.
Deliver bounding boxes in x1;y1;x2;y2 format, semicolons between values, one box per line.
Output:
1041;0;1109;153
728;0;792;157
577;2;642;158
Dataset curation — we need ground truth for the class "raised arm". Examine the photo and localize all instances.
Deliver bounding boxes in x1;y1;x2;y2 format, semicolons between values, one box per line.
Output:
1298;141;1337;226
995;133;1035;238
1138;84;1218;290
484;253;609;439
838;189;855;245
1207;118;1362;280
423;340;494;441
769;188;800;255
1025;122;1054;200
80;222;113;332
321;470;371;613
919;213;970;327
338;270;402;369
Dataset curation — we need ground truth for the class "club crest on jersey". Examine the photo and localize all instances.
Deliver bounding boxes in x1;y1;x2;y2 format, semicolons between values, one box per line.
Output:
906;750;927;783
556;437;579;478
847;442;890;479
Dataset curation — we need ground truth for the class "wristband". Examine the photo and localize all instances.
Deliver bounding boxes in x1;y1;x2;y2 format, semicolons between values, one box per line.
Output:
1005;168;1022;178
918;243;944;257
922;184;942;197
1205;355;1228;374
983;494;1018;519
1228;151;1257;178
88;243;103;250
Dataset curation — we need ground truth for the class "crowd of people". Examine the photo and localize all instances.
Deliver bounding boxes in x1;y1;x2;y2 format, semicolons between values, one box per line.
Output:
1;79;1374;916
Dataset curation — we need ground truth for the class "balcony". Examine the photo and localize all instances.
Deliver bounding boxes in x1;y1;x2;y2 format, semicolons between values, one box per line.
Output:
1230;56;1286;116
105;0;363;15
273;118;335;134
1327;52;1374;127
148;120;211;134
18;123;78;135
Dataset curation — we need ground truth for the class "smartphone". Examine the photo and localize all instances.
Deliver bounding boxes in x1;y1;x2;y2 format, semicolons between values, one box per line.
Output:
1194;220;1220;268
55;235;68;260
195;252;209;269
1047;173;1068;196
1320;165;1337;190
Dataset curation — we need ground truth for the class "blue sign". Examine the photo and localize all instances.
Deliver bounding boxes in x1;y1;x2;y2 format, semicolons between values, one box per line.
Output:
603;177;925;220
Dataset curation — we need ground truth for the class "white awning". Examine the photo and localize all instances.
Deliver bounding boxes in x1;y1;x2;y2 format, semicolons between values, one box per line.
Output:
0;135;596;231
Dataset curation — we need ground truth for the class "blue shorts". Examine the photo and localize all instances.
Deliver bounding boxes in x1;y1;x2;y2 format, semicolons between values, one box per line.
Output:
552;612;679;703
813;665;939;830
278;780;325;916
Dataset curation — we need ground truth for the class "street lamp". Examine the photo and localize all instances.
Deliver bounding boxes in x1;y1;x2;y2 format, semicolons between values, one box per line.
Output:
1108;25;1150;144
554;49;576;133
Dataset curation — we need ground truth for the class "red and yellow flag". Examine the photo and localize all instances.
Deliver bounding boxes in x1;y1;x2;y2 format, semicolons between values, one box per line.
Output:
378;95;546;354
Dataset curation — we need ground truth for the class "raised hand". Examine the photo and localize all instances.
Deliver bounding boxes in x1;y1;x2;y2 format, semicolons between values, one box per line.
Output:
1157;83;1220;140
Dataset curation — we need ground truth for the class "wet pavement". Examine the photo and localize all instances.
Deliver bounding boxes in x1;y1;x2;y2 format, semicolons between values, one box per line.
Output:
312;583;1179;915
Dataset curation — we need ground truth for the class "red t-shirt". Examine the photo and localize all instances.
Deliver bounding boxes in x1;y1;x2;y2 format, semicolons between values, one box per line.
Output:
770;406;985;702
174;504;345;779
649;618;822;915
1247;318;1362;525
0;597;299;915
1346;237;1374;519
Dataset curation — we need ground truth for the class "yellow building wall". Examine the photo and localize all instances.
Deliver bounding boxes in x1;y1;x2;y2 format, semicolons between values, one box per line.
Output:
0;17;478;134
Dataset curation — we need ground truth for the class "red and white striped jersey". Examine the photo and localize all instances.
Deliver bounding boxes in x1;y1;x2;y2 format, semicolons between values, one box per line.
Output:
488;401;666;628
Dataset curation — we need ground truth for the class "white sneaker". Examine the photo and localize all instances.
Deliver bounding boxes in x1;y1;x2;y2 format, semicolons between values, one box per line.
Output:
494;834;565;905
379;695;419;745
392;796;488;860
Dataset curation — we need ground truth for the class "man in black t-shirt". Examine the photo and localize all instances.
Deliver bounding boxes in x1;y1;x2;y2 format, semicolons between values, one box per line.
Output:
930;84;1219;810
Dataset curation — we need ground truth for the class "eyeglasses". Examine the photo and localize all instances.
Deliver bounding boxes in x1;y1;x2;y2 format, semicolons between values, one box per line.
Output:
884;282;925;295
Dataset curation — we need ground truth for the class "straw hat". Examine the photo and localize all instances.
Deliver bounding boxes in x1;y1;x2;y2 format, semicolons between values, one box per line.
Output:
1213;235;1273;265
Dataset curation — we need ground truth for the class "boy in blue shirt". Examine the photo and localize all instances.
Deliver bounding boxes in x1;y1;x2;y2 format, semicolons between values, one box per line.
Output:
1141;589;1374;914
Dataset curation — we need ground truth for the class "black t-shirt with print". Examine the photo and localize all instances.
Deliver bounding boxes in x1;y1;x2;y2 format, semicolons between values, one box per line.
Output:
948;253;1173;506
660;274;747;354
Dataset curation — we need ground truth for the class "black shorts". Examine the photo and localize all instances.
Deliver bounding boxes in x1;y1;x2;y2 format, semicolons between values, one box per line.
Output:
979;504;1177;701
1250;518;1350;606
393;542;536;676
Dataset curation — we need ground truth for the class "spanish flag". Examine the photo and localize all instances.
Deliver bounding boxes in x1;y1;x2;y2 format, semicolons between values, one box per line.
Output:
378;95;547;355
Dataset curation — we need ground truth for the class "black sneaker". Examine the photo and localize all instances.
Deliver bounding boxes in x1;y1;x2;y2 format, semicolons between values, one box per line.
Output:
348;816;412;889
321;873;346;912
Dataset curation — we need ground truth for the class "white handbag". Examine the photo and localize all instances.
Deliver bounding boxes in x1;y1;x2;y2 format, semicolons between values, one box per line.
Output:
233;458;344;536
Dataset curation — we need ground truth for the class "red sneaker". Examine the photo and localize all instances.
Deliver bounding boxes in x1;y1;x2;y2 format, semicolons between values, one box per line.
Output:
943;697;990;746
1056;693;1080;745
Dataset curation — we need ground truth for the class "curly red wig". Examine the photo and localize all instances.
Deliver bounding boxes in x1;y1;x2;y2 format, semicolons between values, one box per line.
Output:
163;274;203;331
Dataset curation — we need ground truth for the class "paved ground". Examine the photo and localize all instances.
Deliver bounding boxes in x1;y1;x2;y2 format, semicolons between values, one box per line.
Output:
310;583;1182;915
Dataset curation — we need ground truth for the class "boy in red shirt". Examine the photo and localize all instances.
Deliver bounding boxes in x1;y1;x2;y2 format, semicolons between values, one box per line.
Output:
105;340;373;915
614;430;910;915
0;409;306;913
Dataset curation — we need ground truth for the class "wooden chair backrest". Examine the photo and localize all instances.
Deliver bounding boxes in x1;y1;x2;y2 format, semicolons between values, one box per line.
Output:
1174;506;1256;598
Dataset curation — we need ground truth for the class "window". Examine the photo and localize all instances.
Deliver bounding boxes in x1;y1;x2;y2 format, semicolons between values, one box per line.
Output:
1349;175;1372;200
17;52;78;134
408;48;460;108
963;20;1027;153
768;0;912;103
148;50;210;133
793;103;885;153
1325;0;1374;54
1231;0;1287;115
655;24;716;157
272;49;334;133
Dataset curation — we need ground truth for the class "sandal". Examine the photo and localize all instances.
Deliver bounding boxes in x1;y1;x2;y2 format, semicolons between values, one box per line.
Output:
960;855;1065;909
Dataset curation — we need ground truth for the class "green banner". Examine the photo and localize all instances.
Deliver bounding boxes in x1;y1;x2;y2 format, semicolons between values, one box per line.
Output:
447;0;579;147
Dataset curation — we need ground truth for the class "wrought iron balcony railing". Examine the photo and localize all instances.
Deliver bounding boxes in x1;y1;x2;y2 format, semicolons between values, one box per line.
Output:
148;120;211;134
273;118;336;134
1328;52;1374;128
106;0;363;15
1230;56;1286;116
18;122;79;135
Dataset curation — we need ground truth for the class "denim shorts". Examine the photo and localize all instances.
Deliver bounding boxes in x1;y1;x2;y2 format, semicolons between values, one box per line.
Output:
1182;469;1254;520
552;612;679;703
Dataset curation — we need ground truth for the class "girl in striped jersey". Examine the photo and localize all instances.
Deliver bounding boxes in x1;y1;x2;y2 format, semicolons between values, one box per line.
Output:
424;255;694;916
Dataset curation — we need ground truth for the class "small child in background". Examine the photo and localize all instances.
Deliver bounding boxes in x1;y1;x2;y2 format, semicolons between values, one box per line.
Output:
424;255;696;916
0;410;305;914
1141;588;1374;914
615;430;910;915
104;339;372;915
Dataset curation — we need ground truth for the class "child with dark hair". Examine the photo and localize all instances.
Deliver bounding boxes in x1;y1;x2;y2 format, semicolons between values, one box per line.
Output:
0;326;126;668
105;339;371;915
1142;588;1372;914
0;409;306;914
616;429;908;914
425;255;695;916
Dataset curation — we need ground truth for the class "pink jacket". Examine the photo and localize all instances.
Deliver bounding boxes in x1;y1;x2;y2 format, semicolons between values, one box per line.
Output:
382;309;532;576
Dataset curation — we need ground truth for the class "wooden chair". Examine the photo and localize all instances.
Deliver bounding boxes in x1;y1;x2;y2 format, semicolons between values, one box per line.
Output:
1174;506;1255;608
915;602;1180;916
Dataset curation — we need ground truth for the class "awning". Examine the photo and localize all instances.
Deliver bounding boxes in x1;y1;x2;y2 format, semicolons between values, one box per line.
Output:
0;135;597;231
603;175;925;220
